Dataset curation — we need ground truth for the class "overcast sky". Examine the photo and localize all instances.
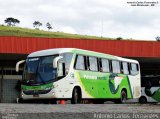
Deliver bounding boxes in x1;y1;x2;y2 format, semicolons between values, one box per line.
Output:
0;0;160;40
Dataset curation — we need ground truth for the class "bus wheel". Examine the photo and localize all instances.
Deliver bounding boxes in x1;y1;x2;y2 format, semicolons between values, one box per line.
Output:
120;90;127;103
71;88;81;104
17;98;23;103
115;90;127;104
139;96;147;104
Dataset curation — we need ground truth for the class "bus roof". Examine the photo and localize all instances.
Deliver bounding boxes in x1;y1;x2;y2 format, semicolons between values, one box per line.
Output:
28;48;74;57
28;48;138;63
28;48;115;58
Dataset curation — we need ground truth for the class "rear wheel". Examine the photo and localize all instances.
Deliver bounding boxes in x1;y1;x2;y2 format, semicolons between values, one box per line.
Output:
71;88;81;104
121;90;127;103
115;90;127;104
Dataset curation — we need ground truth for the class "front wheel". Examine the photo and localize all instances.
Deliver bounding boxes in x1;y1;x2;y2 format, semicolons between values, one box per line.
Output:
139;96;147;104
71;88;81;104
17;98;23;103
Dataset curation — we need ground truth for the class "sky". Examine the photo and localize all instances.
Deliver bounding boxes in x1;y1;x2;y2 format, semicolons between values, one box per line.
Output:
0;0;160;40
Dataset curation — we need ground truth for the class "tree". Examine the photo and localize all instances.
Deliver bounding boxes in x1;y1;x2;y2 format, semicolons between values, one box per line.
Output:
46;22;53;31
33;21;42;29
156;36;160;41
116;37;123;40
4;17;20;26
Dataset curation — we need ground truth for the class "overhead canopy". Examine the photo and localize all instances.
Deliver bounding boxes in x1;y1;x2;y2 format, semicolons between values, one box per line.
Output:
0;36;160;57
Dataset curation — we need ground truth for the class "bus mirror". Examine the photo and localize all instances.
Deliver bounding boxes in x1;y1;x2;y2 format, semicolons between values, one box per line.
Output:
16;60;25;72
57;61;65;77
53;56;63;68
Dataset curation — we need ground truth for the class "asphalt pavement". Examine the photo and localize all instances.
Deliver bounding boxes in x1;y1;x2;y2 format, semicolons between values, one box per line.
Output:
0;103;160;119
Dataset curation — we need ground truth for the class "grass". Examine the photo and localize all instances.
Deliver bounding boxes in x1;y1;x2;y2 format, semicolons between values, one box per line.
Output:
0;25;113;40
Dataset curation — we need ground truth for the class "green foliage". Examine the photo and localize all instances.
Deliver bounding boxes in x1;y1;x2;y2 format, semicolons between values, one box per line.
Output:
4;17;20;26
46;22;53;31
33;21;42;29
0;25;113;40
116;37;123;40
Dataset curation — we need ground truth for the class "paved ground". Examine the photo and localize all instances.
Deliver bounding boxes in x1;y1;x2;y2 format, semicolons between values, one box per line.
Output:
0;103;160;119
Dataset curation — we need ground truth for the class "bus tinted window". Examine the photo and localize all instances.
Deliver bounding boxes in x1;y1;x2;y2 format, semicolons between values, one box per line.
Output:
101;58;110;72
62;53;73;73
75;55;85;70
122;62;129;75
88;56;98;71
39;56;55;73
130;63;139;75
141;76;160;87
112;60;120;74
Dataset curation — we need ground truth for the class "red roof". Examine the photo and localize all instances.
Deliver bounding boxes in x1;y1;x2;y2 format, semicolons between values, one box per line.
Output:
0;36;160;57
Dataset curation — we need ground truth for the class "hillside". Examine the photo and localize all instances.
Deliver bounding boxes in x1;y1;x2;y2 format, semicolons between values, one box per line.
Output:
0;25;112;40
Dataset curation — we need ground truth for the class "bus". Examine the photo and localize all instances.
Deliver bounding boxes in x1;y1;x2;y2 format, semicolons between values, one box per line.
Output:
16;48;141;104
137;75;160;103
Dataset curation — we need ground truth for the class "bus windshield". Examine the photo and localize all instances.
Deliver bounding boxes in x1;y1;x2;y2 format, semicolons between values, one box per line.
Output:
23;55;58;85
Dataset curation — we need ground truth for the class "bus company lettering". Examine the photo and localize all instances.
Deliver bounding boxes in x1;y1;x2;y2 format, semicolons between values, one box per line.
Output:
84;75;97;80
83;75;106;80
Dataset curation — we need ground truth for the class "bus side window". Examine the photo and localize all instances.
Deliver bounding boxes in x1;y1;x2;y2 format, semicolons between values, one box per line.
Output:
62;53;73;74
130;63;139;75
151;77;160;87
88;56;98;72
122;62;129;75
112;60;121;74
75;55;85;70
101;58;110;72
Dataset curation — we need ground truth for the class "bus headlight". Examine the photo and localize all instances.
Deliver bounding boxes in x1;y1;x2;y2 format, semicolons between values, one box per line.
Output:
52;92;55;95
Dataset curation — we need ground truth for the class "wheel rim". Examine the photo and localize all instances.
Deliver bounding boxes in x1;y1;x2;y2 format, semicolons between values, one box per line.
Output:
74;90;78;103
121;91;127;103
140;98;146;103
141;99;145;103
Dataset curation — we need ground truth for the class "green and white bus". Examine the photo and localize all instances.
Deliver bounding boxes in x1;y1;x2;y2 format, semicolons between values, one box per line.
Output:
129;75;160;104
139;75;160;103
16;48;141;104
